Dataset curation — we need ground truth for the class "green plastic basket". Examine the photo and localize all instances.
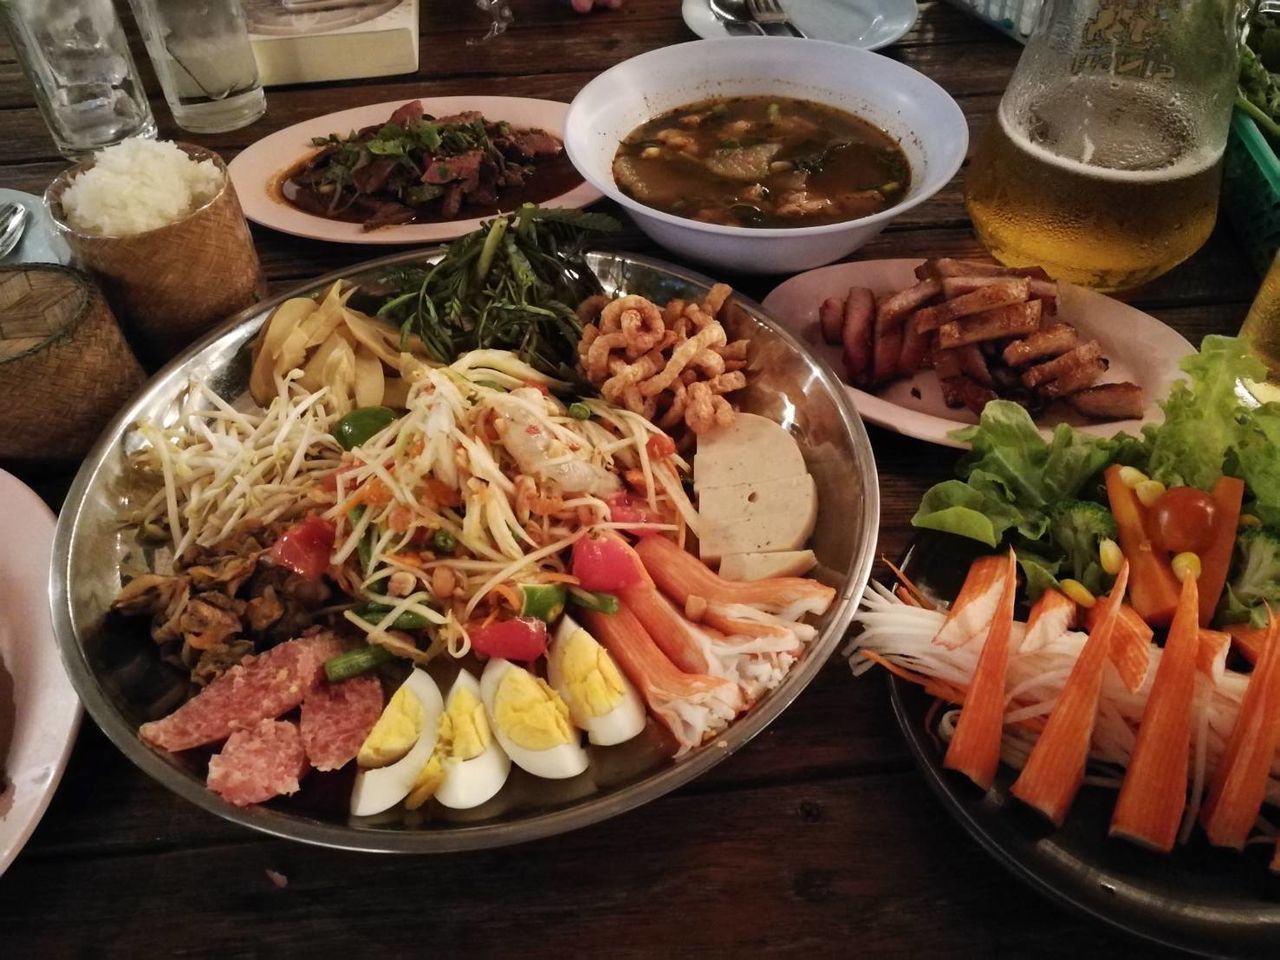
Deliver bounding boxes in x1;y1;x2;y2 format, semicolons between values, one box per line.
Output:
1222;109;1280;278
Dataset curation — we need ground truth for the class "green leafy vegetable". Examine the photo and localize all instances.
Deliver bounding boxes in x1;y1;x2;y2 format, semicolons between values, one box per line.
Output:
1224;526;1280;626
1015;549;1062;602
374;205;621;381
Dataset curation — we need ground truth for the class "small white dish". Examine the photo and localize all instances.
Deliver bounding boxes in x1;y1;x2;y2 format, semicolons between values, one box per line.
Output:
762;258;1196;448
0;470;80;876
681;0;918;50
228;96;602;245
564;38;967;275
0;189;71;267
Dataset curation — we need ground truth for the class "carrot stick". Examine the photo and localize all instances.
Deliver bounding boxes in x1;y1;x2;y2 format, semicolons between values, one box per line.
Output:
943;548;1017;791
934;555;1009;650
1200;610;1280;850
880;557;937;611
1010;562;1130;825
1198;477;1245;626
859;650;969;704
1105;465;1181;627
1086;602;1151;693
1109;573;1201;851
1225;622;1266;666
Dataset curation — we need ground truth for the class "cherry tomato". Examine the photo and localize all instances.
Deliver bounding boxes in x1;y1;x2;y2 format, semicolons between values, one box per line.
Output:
572;531;642;591
645;434;677;461
468;617;547;661
1150;486;1218;554
268;516;336;580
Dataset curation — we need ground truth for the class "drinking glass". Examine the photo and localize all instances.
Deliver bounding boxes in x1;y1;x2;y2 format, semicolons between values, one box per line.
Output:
0;0;156;160
127;0;266;134
1240;254;1280;405
964;0;1239;292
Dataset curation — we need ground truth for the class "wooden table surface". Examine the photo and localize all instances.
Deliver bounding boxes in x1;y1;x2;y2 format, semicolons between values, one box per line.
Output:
0;2;1258;956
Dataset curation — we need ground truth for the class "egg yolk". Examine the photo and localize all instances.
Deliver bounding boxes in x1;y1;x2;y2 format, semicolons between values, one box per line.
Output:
357;685;424;769
442;685;491;761
494;667;574;751
560;629;626;719
405;754;444;811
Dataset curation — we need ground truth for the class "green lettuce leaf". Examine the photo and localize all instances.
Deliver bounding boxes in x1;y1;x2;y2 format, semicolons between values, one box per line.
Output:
911;479;1022;547
1236;403;1280;526
1016;549;1061;602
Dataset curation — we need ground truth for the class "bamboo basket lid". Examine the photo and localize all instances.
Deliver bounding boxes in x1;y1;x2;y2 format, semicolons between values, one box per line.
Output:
0;264;145;461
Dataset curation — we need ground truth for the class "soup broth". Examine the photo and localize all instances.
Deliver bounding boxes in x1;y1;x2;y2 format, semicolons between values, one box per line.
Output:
613;96;911;229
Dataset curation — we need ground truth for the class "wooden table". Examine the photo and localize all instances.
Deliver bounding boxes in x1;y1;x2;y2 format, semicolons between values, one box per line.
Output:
0;2;1257;955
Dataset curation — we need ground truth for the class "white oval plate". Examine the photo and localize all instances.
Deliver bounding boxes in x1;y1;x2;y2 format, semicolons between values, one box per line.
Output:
762;258;1195;449
228;96;602;245
681;0;917;50
0;470;80;876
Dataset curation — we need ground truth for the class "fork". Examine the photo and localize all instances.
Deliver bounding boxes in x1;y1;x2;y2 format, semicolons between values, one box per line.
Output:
745;0;806;37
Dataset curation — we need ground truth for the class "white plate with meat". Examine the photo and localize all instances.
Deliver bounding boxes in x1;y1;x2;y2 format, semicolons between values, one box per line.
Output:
229;96;603;245
0;470;81;876
762;258;1196;449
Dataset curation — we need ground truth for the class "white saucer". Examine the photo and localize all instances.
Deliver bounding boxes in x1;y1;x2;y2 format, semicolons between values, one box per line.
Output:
681;0;918;50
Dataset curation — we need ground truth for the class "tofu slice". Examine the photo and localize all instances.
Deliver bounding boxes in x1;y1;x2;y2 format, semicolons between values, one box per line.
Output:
693;412;807;493
697;474;818;562
718;550;818;581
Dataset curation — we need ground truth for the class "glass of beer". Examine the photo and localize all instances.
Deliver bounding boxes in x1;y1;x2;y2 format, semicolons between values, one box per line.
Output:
964;0;1238;292
1241;255;1280;405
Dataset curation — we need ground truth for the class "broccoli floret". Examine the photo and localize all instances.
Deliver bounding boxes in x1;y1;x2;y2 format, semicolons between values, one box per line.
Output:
1047;500;1117;594
1228;527;1280;624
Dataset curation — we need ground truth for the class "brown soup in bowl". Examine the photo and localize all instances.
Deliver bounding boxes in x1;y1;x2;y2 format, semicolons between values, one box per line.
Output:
613;95;911;229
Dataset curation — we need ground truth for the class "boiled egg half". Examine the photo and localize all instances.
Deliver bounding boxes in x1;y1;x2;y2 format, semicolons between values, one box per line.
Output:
547;615;646;746
480;658;588;780
428;669;511;810
350;668;443;817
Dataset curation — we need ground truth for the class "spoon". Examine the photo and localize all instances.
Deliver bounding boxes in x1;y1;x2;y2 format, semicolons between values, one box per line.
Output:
707;0;767;34
0;203;29;261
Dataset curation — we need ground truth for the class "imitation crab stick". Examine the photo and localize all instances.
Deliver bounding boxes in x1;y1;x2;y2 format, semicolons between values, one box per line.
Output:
1197;629;1231;684
1010;561;1130;825
943;549;1017;791
1225;622;1266;665
635;535;835;619
1200;612;1280;850
1110;573;1201;852
1104;465;1181;628
1197;476;1245;627
582;606;739;756
1085;602;1151;693
934;555;1009;650
1021;588;1076;653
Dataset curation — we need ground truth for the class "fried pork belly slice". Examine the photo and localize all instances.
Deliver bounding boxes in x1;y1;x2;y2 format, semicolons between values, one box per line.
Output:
937;299;1042;349
940;275;1060;302
878;279;942;326
1038;359;1108;398
952;376;998;414
911;279;1030;333
1001;323;1080;367
915;258;1049;281
1066;382;1145;419
842;287;876;387
818;296;845;345
953;344;994;386
1021;341;1104;390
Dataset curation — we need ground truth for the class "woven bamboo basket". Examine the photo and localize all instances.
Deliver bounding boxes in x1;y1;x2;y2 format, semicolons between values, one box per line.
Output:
44;144;265;364
0;265;146;461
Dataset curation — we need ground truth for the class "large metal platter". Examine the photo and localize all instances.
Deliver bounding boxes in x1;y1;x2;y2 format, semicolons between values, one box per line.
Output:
891;532;1280;957
50;249;879;853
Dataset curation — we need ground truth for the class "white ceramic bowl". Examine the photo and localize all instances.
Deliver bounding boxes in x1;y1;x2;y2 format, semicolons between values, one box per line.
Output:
565;38;969;275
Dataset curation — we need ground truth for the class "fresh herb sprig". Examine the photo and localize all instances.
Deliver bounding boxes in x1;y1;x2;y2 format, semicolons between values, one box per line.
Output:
375;205;621;381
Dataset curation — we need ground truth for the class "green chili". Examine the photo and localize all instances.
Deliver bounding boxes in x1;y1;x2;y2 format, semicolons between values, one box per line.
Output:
333;406;398;451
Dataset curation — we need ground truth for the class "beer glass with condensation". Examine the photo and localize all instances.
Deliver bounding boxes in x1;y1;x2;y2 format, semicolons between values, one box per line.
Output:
965;0;1238;292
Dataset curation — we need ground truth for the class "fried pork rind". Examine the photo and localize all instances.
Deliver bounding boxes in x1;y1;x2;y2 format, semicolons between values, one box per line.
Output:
577;284;747;436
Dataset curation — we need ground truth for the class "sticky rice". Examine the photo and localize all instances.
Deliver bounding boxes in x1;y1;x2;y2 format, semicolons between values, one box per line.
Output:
60;138;224;237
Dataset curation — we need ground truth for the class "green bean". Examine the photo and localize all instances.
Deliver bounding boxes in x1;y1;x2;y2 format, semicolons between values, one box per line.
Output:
568;401;592;420
354;602;431;631
568;587;620;615
324;645;394;682
432;529;457;553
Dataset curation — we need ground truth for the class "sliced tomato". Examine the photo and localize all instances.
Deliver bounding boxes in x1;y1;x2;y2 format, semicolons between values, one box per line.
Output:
468;617;548;661
268;516;336;580
646;434;677;461
572;531;642;591
604;493;662;537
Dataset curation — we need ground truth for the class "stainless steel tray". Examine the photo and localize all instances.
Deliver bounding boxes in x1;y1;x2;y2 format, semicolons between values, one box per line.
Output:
49;249;880;852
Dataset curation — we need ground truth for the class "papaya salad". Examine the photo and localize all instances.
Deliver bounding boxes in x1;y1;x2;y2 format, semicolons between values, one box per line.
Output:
110;210;835;813
851;336;1280;867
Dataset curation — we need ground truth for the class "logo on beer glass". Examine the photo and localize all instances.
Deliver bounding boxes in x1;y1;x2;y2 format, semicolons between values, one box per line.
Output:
1074;0;1179;80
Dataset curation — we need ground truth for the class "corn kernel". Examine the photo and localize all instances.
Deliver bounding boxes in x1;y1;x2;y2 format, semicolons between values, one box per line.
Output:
1118;466;1149;488
1099;538;1125;576
1240;514;1262;529
1060;578;1096;608
1135;479;1166;508
1172;552;1201;582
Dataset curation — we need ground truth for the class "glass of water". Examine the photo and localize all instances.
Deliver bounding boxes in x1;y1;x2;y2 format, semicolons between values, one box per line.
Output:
0;0;156;160
127;0;267;134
